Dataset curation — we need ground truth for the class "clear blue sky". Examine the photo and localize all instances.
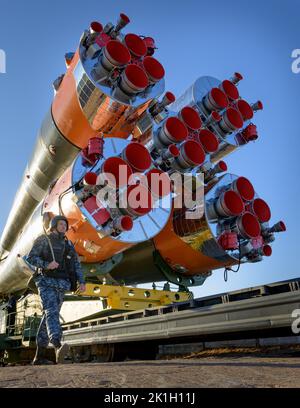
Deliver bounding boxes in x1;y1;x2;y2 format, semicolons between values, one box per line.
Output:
0;0;299;298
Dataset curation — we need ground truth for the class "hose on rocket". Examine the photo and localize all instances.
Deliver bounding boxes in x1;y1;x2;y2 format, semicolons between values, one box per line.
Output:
223;237;242;282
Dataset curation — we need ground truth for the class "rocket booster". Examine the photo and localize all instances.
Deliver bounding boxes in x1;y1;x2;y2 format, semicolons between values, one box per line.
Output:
0;14;165;259
0;13;285;295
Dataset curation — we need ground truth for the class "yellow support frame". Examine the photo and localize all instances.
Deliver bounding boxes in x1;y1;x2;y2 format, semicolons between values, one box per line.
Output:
75;283;192;311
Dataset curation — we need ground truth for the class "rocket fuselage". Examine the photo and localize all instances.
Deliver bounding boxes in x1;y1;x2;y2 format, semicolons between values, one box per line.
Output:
0;15;285;297
0;33;164;260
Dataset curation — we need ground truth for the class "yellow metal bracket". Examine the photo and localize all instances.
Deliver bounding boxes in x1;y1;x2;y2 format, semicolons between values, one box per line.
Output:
75;283;192;311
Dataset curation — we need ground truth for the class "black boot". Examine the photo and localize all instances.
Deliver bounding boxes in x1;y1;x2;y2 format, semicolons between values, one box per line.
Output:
54;343;70;364
32;345;54;365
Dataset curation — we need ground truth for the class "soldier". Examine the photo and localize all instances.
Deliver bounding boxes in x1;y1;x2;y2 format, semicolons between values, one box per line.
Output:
27;215;86;365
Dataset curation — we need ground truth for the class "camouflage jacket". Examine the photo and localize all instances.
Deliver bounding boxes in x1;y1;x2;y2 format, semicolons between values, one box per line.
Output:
27;234;85;284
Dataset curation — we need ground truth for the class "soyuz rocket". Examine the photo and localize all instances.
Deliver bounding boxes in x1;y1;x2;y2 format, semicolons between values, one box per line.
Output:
0;13;286;296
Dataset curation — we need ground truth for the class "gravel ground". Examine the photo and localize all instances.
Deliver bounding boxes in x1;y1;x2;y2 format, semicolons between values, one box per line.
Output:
0;355;300;388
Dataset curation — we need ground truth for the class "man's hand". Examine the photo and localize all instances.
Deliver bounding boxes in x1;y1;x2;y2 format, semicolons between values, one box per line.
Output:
78;284;86;293
47;261;59;270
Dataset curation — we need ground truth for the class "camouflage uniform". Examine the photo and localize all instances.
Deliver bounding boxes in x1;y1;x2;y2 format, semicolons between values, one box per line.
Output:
33;276;70;347
27;233;85;348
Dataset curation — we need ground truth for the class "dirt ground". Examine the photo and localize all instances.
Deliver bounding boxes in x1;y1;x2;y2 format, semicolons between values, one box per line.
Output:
0;352;300;388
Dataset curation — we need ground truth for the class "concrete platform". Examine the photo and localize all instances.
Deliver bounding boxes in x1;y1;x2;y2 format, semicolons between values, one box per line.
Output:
0;354;300;388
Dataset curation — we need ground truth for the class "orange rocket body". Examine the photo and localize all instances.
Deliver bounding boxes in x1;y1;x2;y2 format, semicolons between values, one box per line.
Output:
0;14;285;296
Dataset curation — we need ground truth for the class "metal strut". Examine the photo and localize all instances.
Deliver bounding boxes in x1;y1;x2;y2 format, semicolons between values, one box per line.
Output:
74;282;191;311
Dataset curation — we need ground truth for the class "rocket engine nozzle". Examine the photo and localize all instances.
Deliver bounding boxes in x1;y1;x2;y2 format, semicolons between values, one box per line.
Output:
90;21;103;34
262;244;272;256
115;13;130;33
98;156;133;188
124;33;147;58
215;161;228;173
236;212;261;239
119;64;149;95
230;72;243;85
263;221;286;234
207;190;245;220
161;91;176;107
231;176;255;202
175;140;206;169
218;108;244;133
142;56;165;84
83;172;98;186
246;198;271;223
149;91;176;117
198;129;219;153
113;215;134;232
143;36;156;56
84;21;104;52
204;160;227;182
155;117;188;147
179;106;202;131
203;88;228;112
161;144;180;160
251;100;263;112
122;142;152;172
240;242;272;258
219;80;239;101
233;99;254;121
203;111;221;127
101;40;131;72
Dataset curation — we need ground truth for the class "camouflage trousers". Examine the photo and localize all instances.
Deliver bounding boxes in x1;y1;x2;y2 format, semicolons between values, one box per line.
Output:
34;275;71;348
